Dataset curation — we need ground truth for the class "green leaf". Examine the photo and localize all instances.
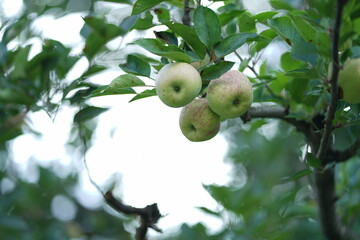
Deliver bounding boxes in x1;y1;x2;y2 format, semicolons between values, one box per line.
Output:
268;16;302;45
238;13;256;33
162;21;207;59
292;169;313;180
281;52;306;71
89;74;145;97
132;0;166;15
82;16;124;59
253;11;278;22
134;38;191;62
129;88;157;102
193;6;221;48
119;54;151;77
81;65;107;79
74;106;108;123
306;152;321;168
132;11;154;30
219;9;245;26
154;31;178;46
201;61;235;80
154;8;170;21
268;16;318;65
214;33;258;59
270;0;293;10
288;14;317;43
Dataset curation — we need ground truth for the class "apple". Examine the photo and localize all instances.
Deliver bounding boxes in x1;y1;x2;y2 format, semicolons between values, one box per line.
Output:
179;98;220;142
206;70;253;119
155;62;202;108
338;58;360;104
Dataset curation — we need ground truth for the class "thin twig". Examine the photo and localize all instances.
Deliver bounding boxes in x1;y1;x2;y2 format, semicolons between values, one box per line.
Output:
78;121;105;195
234;51;278;98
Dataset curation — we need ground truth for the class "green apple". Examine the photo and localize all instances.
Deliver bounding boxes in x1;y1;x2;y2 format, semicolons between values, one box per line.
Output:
206;70;253;119
338;58;360;104
155;62;202;108
179;98;220;142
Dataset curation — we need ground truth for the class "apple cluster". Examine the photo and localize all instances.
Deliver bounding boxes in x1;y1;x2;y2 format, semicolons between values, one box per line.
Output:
155;62;253;142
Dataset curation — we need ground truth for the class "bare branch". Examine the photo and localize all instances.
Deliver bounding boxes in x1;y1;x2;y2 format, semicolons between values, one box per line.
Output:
243;106;320;149
104;191;163;240
327;138;360;163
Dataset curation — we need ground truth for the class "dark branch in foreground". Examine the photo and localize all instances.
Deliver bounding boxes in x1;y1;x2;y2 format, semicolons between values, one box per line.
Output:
104;191;163;240
316;0;345;161
182;0;191;26
244;104;360;240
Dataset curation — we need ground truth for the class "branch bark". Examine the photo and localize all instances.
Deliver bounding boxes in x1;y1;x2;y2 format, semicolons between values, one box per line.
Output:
104;191;163;240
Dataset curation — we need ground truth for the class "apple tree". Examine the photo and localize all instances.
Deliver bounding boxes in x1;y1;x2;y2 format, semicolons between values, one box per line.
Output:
1;0;360;239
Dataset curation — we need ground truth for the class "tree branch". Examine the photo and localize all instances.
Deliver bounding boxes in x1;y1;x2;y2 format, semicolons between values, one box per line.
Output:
327;138;360;163
316;0;345;162
182;0;191;26
104;191;163;240
243;106;320;150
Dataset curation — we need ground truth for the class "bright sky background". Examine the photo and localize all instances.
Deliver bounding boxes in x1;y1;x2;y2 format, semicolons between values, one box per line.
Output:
1;0;274;237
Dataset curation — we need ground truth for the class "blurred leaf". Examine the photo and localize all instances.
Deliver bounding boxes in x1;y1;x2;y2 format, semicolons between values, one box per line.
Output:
196;206;221;217
194;6;221;48
351;46;360;58
0;88;34;105
219;9;245;26
81;65;107;79
162;21;207;59
129;88;157;102
292;169;313;180
119;54;151;77
82;16;124;59
74;106;108;123
201;61;235;81
120;15;140;32
306;152;321;168
270;0;293;10
214;33;258;59
132;0;165;15
134;38;191;62
100;0;132;3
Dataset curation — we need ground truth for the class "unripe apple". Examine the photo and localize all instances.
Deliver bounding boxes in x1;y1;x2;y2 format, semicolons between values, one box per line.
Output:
155;62;202;108
338;58;360;104
206;70;253;119
179;98;220;142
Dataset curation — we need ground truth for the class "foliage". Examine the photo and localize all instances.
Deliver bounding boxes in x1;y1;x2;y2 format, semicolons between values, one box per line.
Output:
1;0;360;239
